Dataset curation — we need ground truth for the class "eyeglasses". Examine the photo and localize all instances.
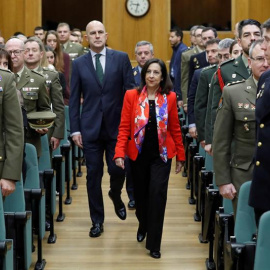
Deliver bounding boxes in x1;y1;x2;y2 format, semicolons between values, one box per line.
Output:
7;50;24;56
250;56;266;63
218;54;230;60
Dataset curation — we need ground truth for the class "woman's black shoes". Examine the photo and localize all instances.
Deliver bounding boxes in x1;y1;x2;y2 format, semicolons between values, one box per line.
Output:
150;250;161;259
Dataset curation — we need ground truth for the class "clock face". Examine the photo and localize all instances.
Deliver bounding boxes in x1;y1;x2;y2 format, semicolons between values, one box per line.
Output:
126;0;150;17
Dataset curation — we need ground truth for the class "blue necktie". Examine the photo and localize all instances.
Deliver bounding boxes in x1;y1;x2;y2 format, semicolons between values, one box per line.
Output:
95;54;104;83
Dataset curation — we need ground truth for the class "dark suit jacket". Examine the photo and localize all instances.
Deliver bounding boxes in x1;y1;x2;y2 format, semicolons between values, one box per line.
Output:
187;68;202;125
114;90;185;162
188;51;208;90
249;70;270;210
69;48;135;142
133;65;141;87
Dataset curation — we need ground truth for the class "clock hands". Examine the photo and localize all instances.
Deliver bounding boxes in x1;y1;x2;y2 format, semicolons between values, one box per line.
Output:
130;1;140;13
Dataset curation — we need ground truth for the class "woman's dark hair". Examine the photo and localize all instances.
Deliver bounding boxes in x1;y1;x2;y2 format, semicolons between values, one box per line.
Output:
229;40;238;54
139;58;173;94
0;47;12;69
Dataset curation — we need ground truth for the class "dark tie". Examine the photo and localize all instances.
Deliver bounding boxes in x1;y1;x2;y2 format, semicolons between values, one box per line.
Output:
95;54;104;83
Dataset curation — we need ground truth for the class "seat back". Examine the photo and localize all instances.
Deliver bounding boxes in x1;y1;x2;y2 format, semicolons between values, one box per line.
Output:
234;181;256;243
205;153;213;171
0;188;6;238
24;143;40;189
24;143;46;238
3;180;32;270
4;180;25;212
254;211;270;270
223;198;233;215
0;188;13;270
65;105;70;137
39;134;51;171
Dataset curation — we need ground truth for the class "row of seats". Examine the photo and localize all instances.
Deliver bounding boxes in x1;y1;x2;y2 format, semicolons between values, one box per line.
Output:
179;109;270;270
0;106;83;270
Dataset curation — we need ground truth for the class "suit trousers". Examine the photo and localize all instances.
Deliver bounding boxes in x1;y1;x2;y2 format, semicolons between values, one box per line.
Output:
83;127;125;224
130;152;172;251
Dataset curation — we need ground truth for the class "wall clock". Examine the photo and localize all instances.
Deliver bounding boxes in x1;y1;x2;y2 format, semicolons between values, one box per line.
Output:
126;0;150;18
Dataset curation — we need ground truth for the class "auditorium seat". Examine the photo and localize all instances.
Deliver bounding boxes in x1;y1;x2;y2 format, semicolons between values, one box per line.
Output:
4;180;32;270
0;187;13;270
254;211;270;270
224;181;256;270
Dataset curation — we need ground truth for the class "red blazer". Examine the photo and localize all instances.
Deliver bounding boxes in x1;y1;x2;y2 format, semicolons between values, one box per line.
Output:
114;89;185;162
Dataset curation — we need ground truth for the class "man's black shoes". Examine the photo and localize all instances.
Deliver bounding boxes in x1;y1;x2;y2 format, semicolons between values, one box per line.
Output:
128;200;136;210
108;190;127;220
89;223;104;238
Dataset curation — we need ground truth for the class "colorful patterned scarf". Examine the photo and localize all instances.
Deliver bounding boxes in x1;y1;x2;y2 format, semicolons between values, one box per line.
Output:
134;86;168;162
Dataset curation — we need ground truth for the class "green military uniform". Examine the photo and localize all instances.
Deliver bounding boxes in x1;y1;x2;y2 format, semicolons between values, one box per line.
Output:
83;46;90;55
63;41;84;61
212;76;256;212
205;55;250;144
17;66;51;156
37;66;65;141
181;46;200;104
194;64;217;142
63;41;84;83
0;68;24;181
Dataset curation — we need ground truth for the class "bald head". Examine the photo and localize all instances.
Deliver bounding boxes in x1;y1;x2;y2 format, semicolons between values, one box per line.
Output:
5;38;24;49
5;38;25;73
85;20;108;53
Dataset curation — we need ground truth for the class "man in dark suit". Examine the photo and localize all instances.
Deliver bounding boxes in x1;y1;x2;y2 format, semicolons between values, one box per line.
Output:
249;18;270;226
133;41;154;87
69;20;135;238
187;38;220;138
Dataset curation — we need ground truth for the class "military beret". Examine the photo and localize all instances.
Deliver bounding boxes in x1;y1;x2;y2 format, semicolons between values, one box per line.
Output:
27;111;56;129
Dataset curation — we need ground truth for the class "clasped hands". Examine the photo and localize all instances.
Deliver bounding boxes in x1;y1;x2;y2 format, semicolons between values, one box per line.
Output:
115;157;184;174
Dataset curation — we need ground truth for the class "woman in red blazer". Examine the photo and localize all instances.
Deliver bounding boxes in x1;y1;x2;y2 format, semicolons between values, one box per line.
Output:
114;58;185;259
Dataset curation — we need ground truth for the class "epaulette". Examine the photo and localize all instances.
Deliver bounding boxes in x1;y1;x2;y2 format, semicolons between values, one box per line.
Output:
202;64;217;71
226;79;245;87
31;69;46;77
220;58;235;66
183;47;192;53
0;67;12;73
43;66;57;73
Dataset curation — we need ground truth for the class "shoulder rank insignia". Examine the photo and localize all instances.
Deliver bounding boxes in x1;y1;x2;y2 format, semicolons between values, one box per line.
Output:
220;58;234;66
226;80;245;87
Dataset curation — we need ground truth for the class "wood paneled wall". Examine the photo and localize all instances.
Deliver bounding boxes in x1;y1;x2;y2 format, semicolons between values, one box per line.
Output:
0;0;41;39
103;0;170;65
1;0;270;63
232;0;270;27
171;0;231;31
